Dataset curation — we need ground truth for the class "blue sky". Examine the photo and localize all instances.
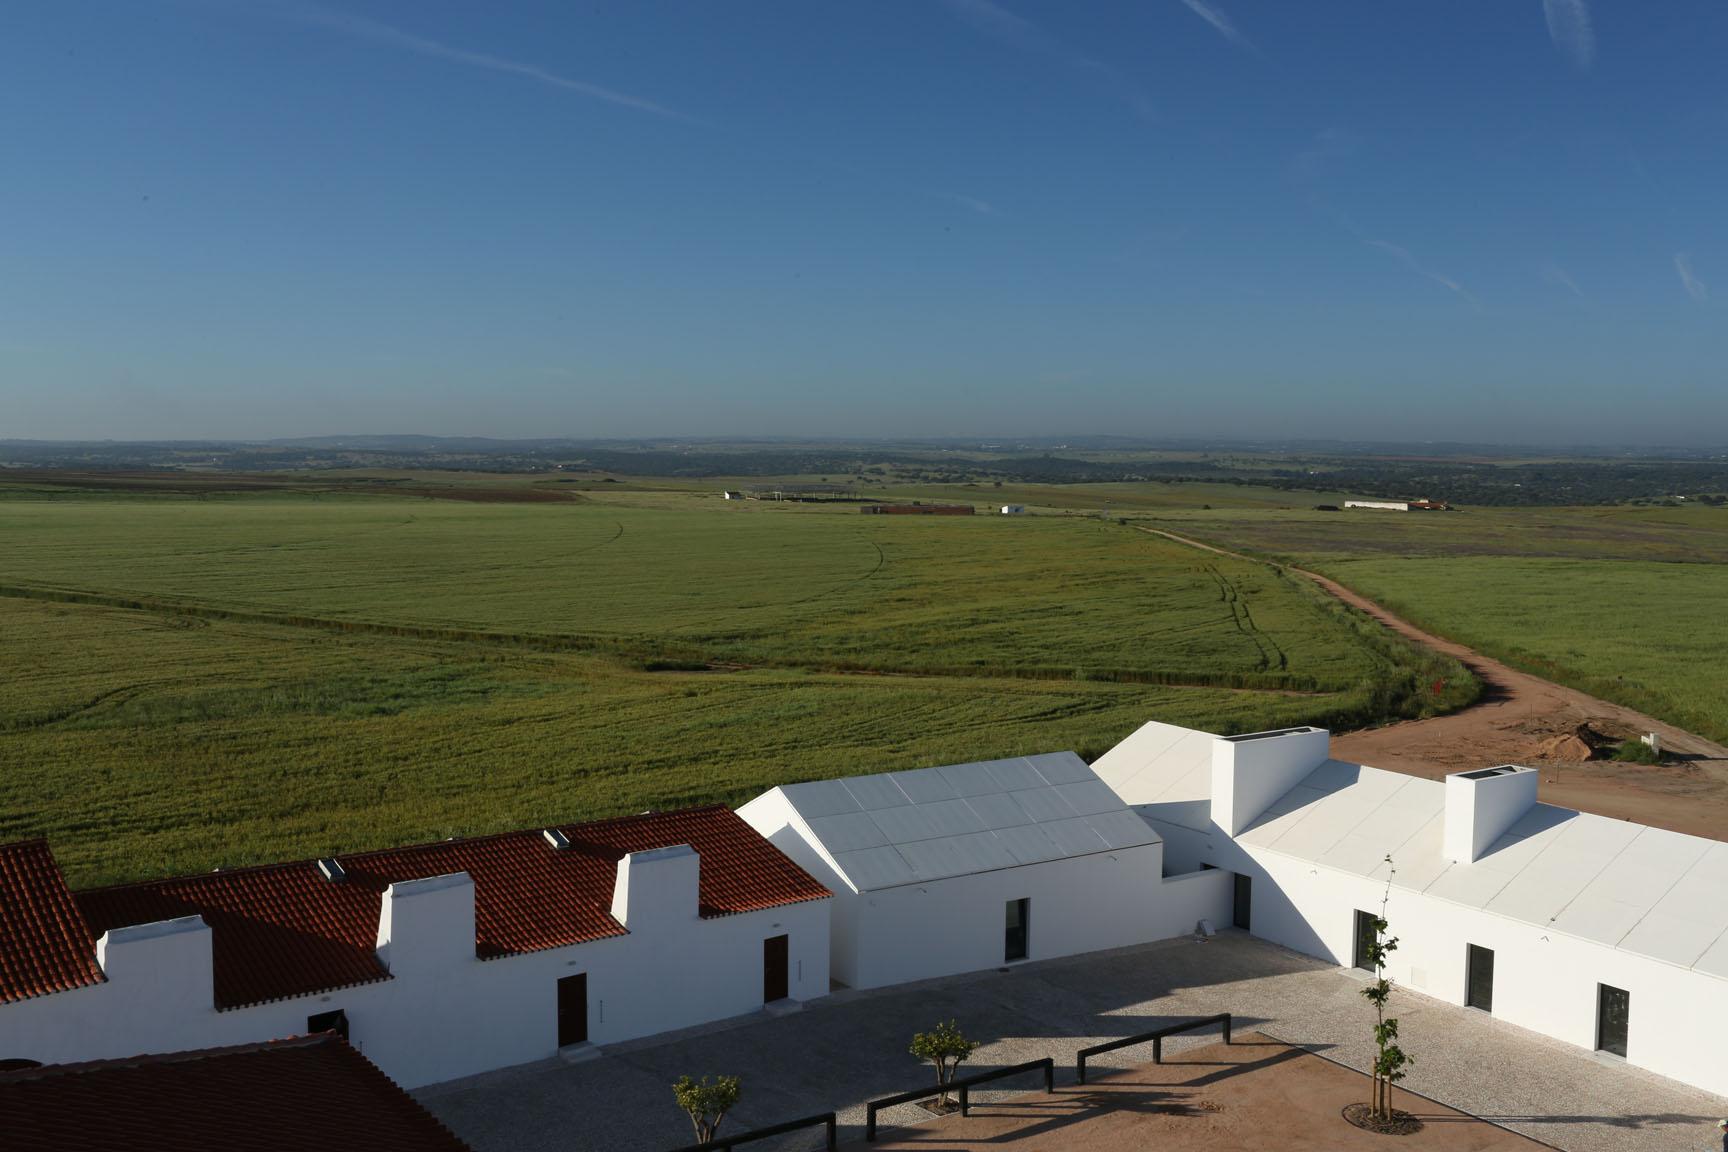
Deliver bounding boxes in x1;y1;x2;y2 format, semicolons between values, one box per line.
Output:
3;1;1724;444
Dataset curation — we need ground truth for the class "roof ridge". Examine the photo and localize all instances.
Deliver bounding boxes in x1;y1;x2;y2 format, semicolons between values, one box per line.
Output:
75;805;739;896
0;1033;337;1082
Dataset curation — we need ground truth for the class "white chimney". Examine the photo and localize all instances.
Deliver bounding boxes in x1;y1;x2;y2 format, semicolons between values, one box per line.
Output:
611;845;700;934
1210;727;1331;836
1443;766;1538;863
375;872;476;974
96;916;215;1011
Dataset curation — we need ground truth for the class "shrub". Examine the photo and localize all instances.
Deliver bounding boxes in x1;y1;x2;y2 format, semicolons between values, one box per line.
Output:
672;1075;741;1144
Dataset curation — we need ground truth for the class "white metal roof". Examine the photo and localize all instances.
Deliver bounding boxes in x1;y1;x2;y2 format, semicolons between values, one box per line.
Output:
774;752;1159;892
1105;719;1728;979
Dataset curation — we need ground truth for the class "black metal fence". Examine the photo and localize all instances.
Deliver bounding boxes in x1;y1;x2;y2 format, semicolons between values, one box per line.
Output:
666;1111;837;1152
1073;1013;1232;1084
864;1057;1053;1142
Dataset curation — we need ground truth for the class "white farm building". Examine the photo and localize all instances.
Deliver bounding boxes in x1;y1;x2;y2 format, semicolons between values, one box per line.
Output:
1093;721;1728;1099
5;718;1727;1105
739;752;1229;989
0;808;831;1088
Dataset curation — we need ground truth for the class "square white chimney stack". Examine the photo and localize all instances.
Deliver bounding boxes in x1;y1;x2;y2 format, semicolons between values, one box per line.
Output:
1444;765;1539;863
1211;726;1331;836
611;844;700;934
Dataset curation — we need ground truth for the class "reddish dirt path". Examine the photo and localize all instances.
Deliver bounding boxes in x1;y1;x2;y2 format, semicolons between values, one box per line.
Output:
1139;526;1728;840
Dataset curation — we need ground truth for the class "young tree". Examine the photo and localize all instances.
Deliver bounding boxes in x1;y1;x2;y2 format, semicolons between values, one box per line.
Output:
1360;856;1414;1121
672;1075;741;1144
909;1019;977;1108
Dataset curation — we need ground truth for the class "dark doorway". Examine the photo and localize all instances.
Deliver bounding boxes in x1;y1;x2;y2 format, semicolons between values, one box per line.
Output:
307;1008;349;1041
1231;873;1251;931
1597;984;1630;1057
1465;945;1495;1013
1004;898;1030;962
763;935;789;1003
1353;909;1378;971
557;973;588;1048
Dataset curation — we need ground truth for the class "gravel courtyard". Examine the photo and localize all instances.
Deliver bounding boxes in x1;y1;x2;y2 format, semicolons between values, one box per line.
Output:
418;932;1727;1152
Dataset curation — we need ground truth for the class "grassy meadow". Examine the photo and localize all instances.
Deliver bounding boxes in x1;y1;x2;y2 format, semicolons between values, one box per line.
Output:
1143;502;1728;746
0;486;1472;885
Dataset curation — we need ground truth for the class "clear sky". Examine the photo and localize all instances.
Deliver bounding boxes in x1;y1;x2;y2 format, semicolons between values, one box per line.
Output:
4;1;1724;445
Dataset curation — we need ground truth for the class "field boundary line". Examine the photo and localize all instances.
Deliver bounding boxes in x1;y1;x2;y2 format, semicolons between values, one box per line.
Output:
0;580;1352;696
1134;525;1728;761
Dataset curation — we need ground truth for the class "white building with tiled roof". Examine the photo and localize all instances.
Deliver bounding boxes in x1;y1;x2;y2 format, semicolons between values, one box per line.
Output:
739;751;1232;989
1092;720;1728;1099
0;808;831;1089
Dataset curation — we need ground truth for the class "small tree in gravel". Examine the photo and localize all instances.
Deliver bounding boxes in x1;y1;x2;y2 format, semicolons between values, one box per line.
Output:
910;1020;977;1108
1361;856;1414;1121
672;1074;740;1144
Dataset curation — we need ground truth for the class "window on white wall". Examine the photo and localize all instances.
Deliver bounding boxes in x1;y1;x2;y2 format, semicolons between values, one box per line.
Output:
1352;910;1377;971
1004;898;1029;962
1465;946;1494;1013
1596;984;1630;1058
307;1008;349;1041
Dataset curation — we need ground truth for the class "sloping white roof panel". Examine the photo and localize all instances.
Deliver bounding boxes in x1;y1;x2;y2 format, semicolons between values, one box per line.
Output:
1121;720;1728;977
842;774;912;812
935;760;1003;797
1024;751;1096;785
1050;780;1126;818
889;768;958;805
832;845;916;890
1014;788;1079;824
804;811;889;854
780;753;1155;891
965;792;1035;831
781;779;861;819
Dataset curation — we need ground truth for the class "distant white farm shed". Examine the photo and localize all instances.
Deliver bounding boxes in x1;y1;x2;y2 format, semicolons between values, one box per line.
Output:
738;753;1228;990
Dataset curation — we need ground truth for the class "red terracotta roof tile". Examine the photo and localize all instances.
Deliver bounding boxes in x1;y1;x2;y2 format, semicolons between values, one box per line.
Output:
0;1033;472;1152
0;841;103;1005
73;805;829;1010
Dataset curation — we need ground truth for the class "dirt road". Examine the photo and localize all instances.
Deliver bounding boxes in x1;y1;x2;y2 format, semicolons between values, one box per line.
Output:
1139;526;1728;839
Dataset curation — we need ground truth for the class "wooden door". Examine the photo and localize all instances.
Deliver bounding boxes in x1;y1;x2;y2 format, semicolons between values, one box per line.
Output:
557;973;588;1047
763;935;789;1003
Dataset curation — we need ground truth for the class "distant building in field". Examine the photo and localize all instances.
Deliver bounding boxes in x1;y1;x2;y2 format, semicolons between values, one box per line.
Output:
1000;504;1026;515
0;1034;472;1152
0;809;830;1089
859;503;974;515
1344;498;1452;512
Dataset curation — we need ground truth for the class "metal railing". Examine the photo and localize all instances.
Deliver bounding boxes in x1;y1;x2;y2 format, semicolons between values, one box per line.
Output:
864;1057;1053;1141
666;1110;836;1152
1074;1013;1232;1084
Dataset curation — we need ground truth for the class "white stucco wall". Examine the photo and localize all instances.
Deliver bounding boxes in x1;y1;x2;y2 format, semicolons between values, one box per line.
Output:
740;787;1231;990
0;863;829;1089
1149;815;1728;1099
847;846;1227;990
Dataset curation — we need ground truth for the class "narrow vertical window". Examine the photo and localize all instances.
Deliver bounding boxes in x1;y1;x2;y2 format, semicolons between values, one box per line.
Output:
1596;984;1629;1057
1352;909;1377;971
1465;945;1494;1013
1004;898;1029;962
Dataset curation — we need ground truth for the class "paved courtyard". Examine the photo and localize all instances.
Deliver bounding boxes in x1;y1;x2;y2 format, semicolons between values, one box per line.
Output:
418;932;1728;1152
864;1032;1546;1151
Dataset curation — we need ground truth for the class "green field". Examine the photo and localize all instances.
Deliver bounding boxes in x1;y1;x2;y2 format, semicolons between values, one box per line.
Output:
0;488;1471;886
1141;503;1728;746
